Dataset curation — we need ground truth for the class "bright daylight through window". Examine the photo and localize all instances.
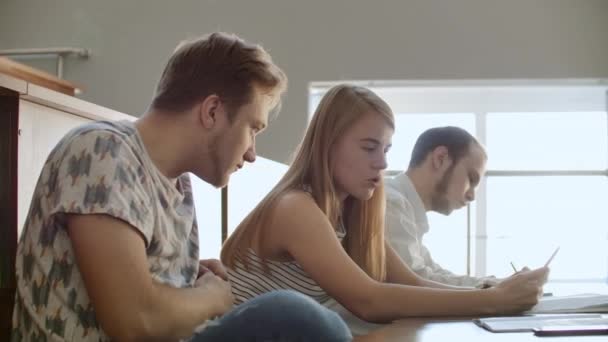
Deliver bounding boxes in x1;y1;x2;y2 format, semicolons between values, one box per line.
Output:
310;80;608;288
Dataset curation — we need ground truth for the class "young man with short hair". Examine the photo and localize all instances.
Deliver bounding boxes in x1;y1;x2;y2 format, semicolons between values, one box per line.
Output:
12;32;351;342
385;126;498;288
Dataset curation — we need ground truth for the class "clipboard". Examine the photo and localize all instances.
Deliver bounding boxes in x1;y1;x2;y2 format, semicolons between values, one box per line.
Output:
473;314;605;333
533;324;608;336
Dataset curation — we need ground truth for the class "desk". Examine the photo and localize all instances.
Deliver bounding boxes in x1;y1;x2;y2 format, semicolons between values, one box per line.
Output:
355;283;608;341
356;317;607;341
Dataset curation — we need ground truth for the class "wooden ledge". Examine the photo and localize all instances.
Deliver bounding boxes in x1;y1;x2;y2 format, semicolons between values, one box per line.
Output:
0;57;81;96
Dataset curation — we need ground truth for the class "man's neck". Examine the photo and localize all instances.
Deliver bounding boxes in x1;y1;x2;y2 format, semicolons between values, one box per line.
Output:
405;168;433;212
135;111;192;179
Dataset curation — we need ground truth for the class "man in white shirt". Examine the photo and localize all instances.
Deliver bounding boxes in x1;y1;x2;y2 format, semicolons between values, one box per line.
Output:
385;126;498;287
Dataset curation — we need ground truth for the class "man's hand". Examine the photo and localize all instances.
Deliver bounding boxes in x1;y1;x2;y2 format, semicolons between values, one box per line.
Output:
195;272;234;317
67;214;233;340
477;276;500;289
198;259;229;280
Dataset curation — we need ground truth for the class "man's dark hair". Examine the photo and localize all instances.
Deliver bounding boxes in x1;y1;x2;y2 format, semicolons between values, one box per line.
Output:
408;126;481;169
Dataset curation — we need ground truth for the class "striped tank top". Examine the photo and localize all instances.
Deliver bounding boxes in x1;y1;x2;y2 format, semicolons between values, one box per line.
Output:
227;202;346;306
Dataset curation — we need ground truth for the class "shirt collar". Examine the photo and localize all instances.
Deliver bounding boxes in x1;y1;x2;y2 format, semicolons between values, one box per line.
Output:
393;172;430;234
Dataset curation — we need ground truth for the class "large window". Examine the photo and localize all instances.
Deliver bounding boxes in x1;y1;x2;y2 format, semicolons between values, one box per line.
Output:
309;81;608;285
191;156;288;259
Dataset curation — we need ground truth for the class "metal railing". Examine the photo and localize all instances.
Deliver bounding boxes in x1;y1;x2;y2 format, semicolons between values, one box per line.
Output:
0;47;90;79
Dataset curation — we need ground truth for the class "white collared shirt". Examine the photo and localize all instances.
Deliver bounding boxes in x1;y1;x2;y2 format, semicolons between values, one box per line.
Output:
385;172;496;287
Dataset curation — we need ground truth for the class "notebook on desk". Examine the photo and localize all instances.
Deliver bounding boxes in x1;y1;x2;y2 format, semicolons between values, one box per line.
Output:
473;314;608;333
525;294;608;314
474;294;608;333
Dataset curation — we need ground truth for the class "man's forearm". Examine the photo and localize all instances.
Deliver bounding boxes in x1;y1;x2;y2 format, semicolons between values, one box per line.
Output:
138;281;220;340
107;281;220;341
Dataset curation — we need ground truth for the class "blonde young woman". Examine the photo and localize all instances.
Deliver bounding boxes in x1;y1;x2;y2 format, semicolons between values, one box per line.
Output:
221;84;548;331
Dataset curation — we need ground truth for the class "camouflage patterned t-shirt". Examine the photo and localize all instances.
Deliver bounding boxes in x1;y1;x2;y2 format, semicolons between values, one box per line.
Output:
12;120;200;341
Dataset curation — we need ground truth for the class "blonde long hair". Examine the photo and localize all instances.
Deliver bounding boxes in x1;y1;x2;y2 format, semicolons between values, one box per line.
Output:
221;84;394;281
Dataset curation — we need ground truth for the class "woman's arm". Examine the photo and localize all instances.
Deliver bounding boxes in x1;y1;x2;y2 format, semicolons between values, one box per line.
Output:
385;241;471;290
263;191;547;323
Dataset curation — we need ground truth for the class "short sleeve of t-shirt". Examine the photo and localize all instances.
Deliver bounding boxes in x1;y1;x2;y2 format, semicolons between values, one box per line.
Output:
40;125;155;245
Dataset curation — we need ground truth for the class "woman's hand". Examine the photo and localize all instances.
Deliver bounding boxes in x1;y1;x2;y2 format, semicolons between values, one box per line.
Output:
490;266;549;313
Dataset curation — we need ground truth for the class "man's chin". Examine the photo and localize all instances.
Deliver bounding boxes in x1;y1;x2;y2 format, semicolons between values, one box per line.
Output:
215;176;230;188
434;206;453;216
196;173;230;188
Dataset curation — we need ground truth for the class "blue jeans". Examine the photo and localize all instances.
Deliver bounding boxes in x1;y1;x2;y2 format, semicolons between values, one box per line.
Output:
190;290;352;341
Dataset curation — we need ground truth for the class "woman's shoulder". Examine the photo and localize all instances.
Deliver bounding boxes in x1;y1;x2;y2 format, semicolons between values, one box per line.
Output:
274;188;319;214
267;189;331;230
265;189;338;253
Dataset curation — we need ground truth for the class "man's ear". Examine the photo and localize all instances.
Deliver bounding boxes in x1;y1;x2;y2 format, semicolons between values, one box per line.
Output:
431;146;452;171
199;94;222;129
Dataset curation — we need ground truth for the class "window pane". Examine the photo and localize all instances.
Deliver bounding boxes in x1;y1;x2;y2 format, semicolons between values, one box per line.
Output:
388;113;475;171
193;157;288;259
191;175;222;259
228;157;288;234
486;112;608;170
308;91;323;120
424;209;469;275
485;176;608;281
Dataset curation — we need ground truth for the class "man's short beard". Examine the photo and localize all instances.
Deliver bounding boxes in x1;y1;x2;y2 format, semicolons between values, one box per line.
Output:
207;134;225;187
431;163;455;214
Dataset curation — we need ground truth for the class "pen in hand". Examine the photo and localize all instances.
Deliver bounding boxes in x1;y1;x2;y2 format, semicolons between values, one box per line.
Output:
509;246;559;273
544;247;560;267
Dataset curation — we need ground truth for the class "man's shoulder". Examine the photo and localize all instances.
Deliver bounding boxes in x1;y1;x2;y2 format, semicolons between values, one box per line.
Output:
51;120;141;162
65;120;136;143
384;177;410;202
384;177;416;218
38;119;149;204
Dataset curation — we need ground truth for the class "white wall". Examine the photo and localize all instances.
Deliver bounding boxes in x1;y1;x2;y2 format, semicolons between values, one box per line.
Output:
1;0;607;162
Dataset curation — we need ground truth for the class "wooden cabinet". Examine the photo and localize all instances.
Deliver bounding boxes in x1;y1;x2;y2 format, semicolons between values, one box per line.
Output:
0;70;134;340
0;82;20;342
16;100;91;236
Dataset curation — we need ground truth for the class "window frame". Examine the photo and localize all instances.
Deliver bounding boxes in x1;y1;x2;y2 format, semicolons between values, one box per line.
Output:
309;79;608;281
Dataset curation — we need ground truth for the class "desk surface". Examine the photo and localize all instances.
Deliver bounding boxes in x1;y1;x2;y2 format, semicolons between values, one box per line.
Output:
356;282;608;341
355;317;607;342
